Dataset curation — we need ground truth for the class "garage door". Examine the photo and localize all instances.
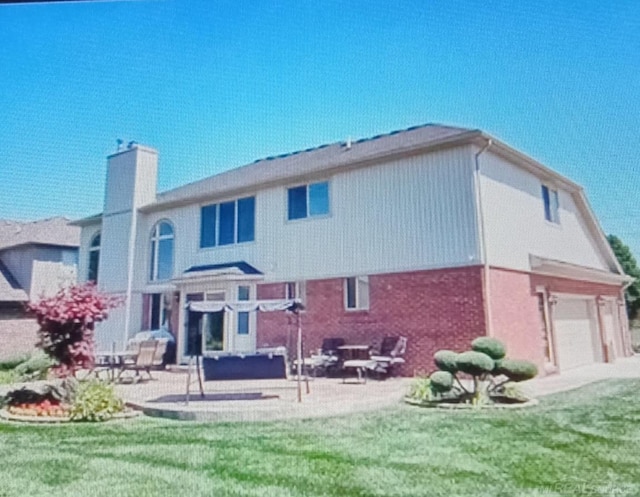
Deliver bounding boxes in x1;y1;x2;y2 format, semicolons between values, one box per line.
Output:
553;298;599;371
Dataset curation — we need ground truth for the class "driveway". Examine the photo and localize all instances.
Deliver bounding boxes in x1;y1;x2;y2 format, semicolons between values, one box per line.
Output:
524;354;640;397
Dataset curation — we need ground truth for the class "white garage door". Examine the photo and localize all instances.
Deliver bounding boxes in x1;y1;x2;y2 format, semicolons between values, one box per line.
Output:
554;298;599;371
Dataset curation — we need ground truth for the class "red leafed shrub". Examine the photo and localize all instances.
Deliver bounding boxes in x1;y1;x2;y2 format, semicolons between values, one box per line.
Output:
26;283;122;378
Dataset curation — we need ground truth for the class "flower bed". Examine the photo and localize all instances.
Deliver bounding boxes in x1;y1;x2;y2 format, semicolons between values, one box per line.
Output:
403;396;539;410
0;407;139;423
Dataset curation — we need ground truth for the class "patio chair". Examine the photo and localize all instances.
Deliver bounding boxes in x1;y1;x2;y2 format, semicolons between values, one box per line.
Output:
152;339;169;370
369;336;407;377
117;340;158;382
292;337;346;377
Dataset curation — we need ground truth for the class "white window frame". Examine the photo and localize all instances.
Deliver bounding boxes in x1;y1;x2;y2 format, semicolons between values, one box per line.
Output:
285;281;307;307
542;184;560;224
149;220;174;282
88;231;101;282
344;276;369;311
200;196;256;249
286;180;330;221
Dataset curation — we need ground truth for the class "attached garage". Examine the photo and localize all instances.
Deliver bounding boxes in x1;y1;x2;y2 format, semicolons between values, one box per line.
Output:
553;297;602;371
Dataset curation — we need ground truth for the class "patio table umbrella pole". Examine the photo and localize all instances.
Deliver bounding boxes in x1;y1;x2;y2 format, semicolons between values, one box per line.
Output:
295;307;309;403
296;309;302;403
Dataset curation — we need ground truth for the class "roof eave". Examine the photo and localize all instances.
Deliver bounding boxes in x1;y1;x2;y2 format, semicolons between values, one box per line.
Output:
139;129;484;214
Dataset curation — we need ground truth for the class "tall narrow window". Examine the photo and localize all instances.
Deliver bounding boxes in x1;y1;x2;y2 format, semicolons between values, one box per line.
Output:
345;276;369;310
237;285;250;335
88;232;100;283
218;201;236;246
237;196;256;243
150;221;174;281
542;185;560;224
200;204;217;248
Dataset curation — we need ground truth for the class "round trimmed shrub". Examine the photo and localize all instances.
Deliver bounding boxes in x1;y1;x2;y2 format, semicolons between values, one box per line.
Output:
494;359;538;382
434;350;458;373
429;371;454;393
455;351;494;376
471;337;506;360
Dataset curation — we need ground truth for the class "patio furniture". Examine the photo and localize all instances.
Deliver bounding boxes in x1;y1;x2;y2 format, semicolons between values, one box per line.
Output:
369;336;407;377
342;358;377;384
117;340;158;382
202;351;288;381
293;337;345;377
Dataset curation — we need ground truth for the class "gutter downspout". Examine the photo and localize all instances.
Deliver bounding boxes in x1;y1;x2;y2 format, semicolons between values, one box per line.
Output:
474;139;493;336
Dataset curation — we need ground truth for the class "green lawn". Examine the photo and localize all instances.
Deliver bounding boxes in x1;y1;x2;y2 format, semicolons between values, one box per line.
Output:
1;380;640;497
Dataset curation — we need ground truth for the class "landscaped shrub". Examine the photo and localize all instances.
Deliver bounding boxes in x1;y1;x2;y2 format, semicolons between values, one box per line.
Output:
410;337;538;407
455;351;495;376
0;355;29;371
13;351;54;381
429;371;454;393
471;337;506;360
433;350;458;373
26;282;122;378
68;380;124;422
494;359;538;382
407;376;433;402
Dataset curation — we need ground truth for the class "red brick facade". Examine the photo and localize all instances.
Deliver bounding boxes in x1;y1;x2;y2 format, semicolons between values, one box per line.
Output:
257;266;487;375
489;267;630;374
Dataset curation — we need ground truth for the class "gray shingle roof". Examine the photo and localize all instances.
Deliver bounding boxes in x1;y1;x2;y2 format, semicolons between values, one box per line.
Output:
0;217;80;251
150;123;478;210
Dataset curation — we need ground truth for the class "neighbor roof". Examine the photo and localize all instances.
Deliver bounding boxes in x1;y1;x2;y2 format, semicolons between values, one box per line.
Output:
0;217;81;251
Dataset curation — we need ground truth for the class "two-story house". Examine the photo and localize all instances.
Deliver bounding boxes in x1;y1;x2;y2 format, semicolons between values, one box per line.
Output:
73;124;633;375
0;217;79;360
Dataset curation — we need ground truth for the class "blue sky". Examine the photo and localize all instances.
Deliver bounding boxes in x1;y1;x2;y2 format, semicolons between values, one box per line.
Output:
1;1;639;255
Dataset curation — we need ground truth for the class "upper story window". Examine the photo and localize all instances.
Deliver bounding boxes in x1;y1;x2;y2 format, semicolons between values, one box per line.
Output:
541;185;560;224
150;221;174;281
345;276;369;311
88;232;100;282
200;196;255;248
287;181;329;220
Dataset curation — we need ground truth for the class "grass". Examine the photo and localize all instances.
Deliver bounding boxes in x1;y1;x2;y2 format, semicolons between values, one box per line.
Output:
1;380;640;497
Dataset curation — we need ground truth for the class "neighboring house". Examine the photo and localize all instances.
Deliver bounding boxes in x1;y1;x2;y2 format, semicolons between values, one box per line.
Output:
0;217;80;360
73;124;633;375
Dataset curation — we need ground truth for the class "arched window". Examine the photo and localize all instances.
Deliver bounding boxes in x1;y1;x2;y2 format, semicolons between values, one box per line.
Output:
88;232;101;282
150;221;174;281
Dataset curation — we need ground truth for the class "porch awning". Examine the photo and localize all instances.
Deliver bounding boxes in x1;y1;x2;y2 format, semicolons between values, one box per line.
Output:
187;298;303;313
172;261;264;284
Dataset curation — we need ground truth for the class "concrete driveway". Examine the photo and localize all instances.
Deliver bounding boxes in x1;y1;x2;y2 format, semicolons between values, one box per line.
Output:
524;354;640;397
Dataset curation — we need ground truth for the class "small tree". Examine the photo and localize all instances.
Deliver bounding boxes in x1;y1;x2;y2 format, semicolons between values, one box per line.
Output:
607;234;640;319
428;337;537;405
26;283;122;378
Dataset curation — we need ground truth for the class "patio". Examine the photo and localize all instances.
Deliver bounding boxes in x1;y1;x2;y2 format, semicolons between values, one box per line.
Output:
115;371;412;422
113;354;640;422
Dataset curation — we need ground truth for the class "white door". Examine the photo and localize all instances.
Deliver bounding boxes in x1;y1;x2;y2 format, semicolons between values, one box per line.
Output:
553;298;600;371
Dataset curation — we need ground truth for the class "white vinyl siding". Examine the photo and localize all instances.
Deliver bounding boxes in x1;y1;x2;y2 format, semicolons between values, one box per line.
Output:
135;146;479;284
480;150;610;272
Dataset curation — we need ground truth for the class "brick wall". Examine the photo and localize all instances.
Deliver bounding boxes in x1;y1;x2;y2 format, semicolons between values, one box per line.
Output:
489;268;547;370
257;266;487;375
489;267;629;374
0;318;39;361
